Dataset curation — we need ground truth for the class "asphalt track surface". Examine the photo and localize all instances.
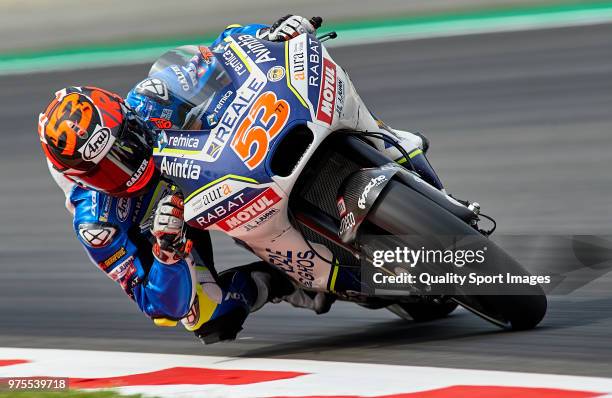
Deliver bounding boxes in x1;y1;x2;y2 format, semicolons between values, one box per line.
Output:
1;23;612;377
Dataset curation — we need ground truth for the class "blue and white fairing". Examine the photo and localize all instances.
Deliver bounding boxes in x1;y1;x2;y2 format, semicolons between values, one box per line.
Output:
151;31;380;290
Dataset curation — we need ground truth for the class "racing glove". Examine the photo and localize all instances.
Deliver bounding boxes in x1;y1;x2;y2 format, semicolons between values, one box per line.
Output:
265;15;321;41
151;194;192;265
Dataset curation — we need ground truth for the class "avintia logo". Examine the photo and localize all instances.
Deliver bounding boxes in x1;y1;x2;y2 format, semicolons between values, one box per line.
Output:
160;157;201;180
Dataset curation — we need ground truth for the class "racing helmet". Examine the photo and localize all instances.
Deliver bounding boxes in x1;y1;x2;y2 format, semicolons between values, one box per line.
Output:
38;86;156;197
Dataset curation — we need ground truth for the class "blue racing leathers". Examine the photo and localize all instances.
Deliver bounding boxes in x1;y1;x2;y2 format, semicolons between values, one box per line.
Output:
49;166;257;333
49;24;269;334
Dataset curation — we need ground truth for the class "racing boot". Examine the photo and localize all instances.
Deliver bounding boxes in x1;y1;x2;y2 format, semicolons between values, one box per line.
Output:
188;262;293;344
218;262;336;315
281;289;336;314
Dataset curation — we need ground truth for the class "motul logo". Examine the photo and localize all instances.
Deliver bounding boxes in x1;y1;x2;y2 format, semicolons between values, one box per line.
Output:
218;189;281;231
316;58;336;125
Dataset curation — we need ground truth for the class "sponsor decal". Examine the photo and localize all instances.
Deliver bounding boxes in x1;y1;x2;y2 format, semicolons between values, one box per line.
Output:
358;175;387;209
202;74;266;160
307;36;322;108
150;118;172;129
107;256;134;281
188;183;233;216
339;211;356;235
336;78;345;118
184;176;260;221
157;130;168;151
100;246;127;270
223;49;247;76
135;78;169;102
231;91;290;169
206;141;222;158
308;37;321;87
208;90;234;126
215;91;234;110
316;59;337;125
291;40;306;81
206;114;218;127
160;157;201;180
126;159;149;187
195;192;247;228
116;197;131;222
160;108;173;120
236;34;276;64
217;188;282;231
99;195;112;222
119;265;139;294
266;248;316;288
170;65;190;91
79;125;112;162
79;223;117;248
167;133;200;149
244;207;278;232
336;197;346;216
91;191;98;217
267;66;285;82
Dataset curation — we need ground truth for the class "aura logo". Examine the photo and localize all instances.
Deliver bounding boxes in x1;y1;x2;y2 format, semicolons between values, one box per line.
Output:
160;157;201;180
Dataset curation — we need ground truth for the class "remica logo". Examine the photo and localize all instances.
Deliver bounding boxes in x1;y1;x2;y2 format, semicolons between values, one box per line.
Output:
167;134;200;149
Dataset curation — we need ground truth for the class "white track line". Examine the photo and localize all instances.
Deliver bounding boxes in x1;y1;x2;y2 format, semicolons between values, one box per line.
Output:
1;348;611;397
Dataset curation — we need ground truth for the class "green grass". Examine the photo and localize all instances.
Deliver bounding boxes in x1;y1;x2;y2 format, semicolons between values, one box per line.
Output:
0;391;151;398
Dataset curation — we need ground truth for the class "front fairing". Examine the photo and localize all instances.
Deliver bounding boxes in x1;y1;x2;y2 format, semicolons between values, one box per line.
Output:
151;33;333;235
150;34;352;290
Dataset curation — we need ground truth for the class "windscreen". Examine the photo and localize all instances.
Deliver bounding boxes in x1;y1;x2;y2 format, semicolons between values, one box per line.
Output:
148;45;233;129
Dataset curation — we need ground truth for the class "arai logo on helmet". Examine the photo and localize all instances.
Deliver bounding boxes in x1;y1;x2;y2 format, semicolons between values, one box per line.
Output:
79;125;113;162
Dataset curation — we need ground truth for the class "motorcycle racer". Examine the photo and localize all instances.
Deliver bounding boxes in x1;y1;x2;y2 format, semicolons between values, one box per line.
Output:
38;15;432;344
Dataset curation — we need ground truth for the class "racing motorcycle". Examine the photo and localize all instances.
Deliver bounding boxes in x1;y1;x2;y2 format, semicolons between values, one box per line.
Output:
149;20;547;330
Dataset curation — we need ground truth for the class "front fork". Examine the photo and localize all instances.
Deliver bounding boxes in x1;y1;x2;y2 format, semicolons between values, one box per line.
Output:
398;147;444;190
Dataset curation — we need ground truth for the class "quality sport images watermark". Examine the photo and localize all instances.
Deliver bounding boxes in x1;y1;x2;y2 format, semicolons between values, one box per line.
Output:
359;235;612;296
369;245;550;291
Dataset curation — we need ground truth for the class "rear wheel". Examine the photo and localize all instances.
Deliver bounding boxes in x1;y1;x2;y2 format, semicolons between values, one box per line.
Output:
365;180;547;330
